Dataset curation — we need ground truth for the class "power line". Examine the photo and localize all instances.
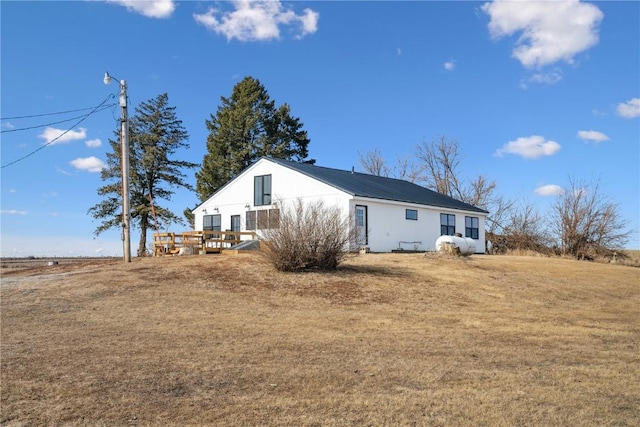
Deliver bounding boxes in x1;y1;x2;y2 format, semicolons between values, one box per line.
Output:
1;94;116;169
0;104;114;121
1;103;116;133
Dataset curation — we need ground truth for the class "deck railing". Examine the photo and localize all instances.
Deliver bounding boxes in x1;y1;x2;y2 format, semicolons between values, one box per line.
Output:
153;231;257;256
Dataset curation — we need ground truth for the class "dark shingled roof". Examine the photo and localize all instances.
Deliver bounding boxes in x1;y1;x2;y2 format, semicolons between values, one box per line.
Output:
269;158;488;214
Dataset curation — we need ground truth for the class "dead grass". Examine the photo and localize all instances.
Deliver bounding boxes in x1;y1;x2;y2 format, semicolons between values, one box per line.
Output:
1;253;638;426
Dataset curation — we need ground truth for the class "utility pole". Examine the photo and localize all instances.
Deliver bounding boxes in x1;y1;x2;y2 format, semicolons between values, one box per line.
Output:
104;72;131;262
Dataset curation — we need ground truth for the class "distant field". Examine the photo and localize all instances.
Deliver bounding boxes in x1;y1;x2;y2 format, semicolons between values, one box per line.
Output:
1;252;638;426
1;257;118;271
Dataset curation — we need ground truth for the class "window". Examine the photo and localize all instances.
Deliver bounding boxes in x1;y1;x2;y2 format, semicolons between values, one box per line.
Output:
257;210;269;229
465;216;479;239
254;174;272;206
269;208;280;228
440;213;455;235
355;205;368;245
246;209;280;230
203;214;221;231
231;215;241;232
246;211;256;231
406;209;418;220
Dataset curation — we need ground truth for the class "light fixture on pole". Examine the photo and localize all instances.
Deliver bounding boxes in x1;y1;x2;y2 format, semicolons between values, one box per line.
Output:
104;71;131;263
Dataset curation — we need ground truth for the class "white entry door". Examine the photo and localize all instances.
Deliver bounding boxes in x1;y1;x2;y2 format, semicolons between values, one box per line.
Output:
355;205;368;246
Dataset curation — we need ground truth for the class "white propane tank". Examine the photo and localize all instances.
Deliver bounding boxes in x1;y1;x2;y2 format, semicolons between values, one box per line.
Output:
435;235;477;255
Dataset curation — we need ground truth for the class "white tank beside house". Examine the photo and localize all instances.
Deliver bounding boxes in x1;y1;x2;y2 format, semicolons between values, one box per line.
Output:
435;235;477;255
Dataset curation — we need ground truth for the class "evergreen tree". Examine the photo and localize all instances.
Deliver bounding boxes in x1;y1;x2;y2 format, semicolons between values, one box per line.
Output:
195;76;313;202
89;93;197;256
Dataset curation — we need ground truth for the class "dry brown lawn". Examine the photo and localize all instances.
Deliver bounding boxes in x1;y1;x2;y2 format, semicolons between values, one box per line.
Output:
1;252;638;426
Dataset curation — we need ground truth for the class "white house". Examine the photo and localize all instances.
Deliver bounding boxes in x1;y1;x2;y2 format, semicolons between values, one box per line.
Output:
192;157;489;253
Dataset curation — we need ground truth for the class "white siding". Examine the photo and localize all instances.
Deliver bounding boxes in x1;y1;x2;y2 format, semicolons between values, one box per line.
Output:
348;199;486;253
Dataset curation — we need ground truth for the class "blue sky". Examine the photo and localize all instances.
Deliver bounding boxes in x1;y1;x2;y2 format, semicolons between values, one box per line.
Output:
1;0;638;257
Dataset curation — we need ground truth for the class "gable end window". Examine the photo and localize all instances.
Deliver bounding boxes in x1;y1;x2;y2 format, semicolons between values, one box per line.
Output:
254;175;272;206
465;216;479;239
405;209;418;220
440;213;455;236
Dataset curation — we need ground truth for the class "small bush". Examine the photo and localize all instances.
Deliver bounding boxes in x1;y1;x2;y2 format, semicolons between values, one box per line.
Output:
259;199;357;272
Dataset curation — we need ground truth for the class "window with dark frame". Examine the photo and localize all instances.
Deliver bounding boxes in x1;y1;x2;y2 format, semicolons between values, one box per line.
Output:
231;215;241;232
465;216;479;239
355;205;367;245
246;211;256;230
440;213;456;235
269;208;280;228
246;208;279;230
257;210;269;229
406;209;418;220
254;174;272;206
203;214;221;231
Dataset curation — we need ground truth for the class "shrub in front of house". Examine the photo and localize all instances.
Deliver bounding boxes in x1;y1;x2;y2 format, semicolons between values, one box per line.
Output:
259;199;357;272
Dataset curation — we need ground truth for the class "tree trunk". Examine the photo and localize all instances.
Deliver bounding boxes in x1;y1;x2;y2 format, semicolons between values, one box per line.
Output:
138;213;149;256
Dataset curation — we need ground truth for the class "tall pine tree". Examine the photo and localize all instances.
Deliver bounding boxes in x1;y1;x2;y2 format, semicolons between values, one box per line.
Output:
89;93;197;256
195;77;313;202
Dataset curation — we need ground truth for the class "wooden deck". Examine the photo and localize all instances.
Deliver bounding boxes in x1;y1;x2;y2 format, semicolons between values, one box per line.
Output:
153;231;257;256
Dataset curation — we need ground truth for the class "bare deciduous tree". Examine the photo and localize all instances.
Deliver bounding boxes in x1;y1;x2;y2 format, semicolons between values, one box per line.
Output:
552;177;630;259
393;155;422;183
358;147;390;177
358;148;422;183
483;193;514;236
414;136;509;233
414;136;498;205
415;136;463;196
489;200;552;254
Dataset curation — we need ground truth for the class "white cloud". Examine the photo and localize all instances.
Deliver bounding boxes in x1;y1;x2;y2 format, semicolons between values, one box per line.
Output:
444;60;455;71
70;156;106;173
520;70;563;89
105;0;175;19
2;121;15;129
577;130;609;143
494;135;561;159
527;69;563;85
194;0;319;42
616;98;640;118
534;184;564;196
482;0;603;68
396;48;402;56
85;138;102;148
1;210;27;216
38;127;87;145
9;189;16;193
297;6;319;37
56;167;72;176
